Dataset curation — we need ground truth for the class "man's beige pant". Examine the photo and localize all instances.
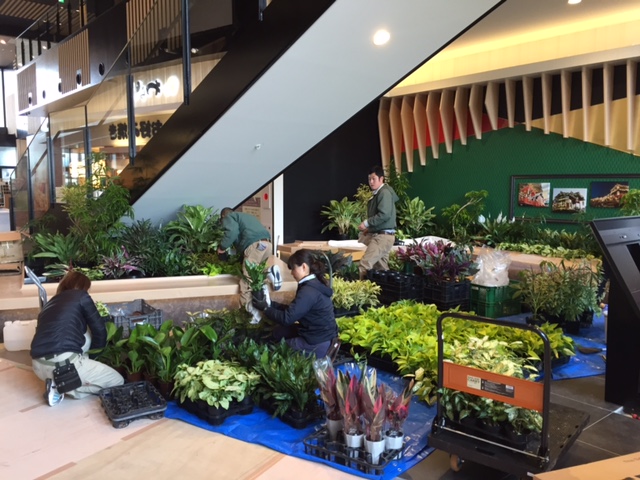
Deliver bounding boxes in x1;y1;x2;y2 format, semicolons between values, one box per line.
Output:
358;233;395;279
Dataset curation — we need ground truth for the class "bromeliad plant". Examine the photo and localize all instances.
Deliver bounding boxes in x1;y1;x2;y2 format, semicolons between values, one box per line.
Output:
313;357;341;421
386;379;414;434
336;366;364;435
360;368;386;442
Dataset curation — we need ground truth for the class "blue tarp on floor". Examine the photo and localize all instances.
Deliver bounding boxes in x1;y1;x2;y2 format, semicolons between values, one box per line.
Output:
165;369;436;480
165;313;606;478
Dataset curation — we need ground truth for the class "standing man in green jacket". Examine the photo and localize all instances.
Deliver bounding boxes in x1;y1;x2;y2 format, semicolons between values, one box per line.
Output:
218;207;275;322
357;165;399;280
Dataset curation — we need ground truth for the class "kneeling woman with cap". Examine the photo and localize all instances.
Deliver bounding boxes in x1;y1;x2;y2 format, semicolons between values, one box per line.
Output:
252;249;338;357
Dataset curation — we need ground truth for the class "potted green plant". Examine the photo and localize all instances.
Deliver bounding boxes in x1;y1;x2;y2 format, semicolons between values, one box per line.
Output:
620;188;640;216
397;197;435;240
90;322;127;375
173;359;259;423
331;276;381;316
320;197;359;240
243;259;269;303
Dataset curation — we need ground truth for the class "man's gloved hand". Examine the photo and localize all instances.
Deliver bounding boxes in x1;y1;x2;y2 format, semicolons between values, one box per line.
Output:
252;296;269;311
217;248;229;262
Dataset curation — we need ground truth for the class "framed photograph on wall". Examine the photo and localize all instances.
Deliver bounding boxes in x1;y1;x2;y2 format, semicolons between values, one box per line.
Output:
551;188;587;213
510;174;640;224
518;182;550;207
590;181;629;208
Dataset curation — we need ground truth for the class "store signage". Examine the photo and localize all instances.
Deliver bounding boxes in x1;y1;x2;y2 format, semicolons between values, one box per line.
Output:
108;119;164;141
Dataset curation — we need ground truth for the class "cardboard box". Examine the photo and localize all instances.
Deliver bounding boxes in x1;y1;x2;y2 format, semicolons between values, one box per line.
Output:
533;452;640;480
0;231;22;264
0;261;24;294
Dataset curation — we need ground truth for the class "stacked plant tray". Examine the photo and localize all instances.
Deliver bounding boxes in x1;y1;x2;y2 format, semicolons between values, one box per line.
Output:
99;381;167;428
367;270;424;305
106;299;163;337
423;279;471;311
303;427;403;476
470;282;521;318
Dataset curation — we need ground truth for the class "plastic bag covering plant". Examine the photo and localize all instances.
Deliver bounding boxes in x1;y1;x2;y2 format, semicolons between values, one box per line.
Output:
360;368;386;442
336;366;364;435
165;205;222;255
243;259;269;292
386;379;415;433
100;246;145;279
313;357;341;421
173;359;260;409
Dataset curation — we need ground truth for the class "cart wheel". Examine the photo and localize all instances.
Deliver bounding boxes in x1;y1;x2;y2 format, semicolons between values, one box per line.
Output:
113;420;130;429
449;454;463;472
148;413;164;420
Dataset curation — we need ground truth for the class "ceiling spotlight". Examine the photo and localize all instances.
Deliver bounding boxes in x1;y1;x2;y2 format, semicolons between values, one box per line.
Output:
568;0;581;4
190;47;199;54
372;29;390;46
0;39;6;45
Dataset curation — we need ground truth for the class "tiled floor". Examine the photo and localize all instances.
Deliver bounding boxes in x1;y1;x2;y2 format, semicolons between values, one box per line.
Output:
2;346;640;479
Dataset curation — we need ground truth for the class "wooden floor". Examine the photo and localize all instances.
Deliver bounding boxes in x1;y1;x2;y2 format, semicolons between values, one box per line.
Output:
0;349;362;480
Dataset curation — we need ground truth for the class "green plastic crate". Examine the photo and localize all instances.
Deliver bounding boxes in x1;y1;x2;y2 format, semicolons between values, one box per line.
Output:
470;281;519;304
472;298;522;318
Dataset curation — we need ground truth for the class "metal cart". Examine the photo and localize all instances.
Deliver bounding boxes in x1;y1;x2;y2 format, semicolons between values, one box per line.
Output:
428;312;590;479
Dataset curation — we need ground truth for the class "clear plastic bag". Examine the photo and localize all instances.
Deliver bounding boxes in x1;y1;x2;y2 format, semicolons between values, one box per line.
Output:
472;248;511;287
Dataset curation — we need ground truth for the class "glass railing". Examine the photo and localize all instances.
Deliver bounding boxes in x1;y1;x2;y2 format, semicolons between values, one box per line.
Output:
17;0;231;228
15;0;105;68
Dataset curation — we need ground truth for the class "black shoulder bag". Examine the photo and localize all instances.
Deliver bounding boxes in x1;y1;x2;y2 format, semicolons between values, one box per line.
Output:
53;359;82;393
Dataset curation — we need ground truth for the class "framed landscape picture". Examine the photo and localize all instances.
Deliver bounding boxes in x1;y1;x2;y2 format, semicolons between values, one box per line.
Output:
590;181;629;208
552;188;587;213
518;182;550;207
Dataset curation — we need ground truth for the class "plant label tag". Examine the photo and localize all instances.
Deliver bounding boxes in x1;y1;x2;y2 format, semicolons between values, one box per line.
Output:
466;375;482;390
481;379;515;398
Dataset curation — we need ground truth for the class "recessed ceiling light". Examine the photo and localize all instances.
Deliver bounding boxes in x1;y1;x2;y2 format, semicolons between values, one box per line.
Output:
0;39;6;45
568;0;581;4
372;29;390;46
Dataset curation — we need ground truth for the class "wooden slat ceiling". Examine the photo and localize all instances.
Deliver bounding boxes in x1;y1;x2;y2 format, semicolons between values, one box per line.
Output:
0;0;57;37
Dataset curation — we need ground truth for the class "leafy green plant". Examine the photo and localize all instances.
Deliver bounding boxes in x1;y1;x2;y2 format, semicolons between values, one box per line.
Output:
416;240;477;284
620;189;640;216
119;219;167;277
137;320;177;382
61;153;133;264
384;162;410;204
95;301;110;318
320;197;360;238
475;212;512;247
441;190;488;241
243;259;269;292
397;197;435;239
90;322;127;369
32;232;83;267
173;359;260;409
252;340;319;417
165;205;222;255
331;276;381;311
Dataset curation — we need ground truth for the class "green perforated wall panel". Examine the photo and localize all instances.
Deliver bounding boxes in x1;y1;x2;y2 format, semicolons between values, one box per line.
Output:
406;125;640;224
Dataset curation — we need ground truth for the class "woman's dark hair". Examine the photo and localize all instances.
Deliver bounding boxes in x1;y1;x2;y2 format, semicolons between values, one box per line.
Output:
56;270;92;295
287;249;328;286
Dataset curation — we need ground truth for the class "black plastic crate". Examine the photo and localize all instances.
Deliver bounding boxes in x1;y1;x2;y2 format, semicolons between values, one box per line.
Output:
106;299;163;337
423;280;471;304
99;381;167;428
368;271;424;305
260;398;325;429
303;427;402;476
180;397;254;426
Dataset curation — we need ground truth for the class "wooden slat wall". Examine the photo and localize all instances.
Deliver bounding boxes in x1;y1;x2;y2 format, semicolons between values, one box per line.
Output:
127;0;181;67
379;61;640;168
59;30;90;94
17;64;37;111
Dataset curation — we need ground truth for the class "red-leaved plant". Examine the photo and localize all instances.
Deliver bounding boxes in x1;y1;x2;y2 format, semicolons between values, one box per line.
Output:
336;369;362;434
386;379;415;434
360;368;386;442
313;357;341;421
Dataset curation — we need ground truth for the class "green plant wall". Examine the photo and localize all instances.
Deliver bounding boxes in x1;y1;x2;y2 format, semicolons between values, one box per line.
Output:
406;125;640;225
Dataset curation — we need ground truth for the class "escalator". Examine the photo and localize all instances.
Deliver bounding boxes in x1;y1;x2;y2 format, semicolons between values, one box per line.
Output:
126;0;505;224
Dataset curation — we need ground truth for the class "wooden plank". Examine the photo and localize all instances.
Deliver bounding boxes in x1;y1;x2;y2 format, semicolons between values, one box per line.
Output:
413;93;428;165
440;89;455;154
401;96;416;172
454;86;469;144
